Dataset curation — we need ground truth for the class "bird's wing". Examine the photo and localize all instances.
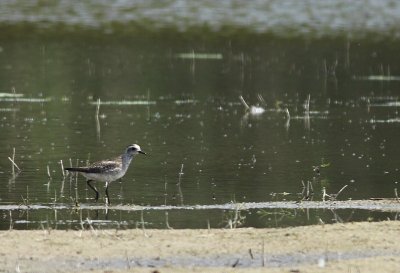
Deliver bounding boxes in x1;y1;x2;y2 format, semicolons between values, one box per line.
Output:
85;159;121;173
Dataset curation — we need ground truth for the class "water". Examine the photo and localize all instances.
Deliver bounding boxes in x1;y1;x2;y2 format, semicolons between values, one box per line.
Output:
1;11;400;229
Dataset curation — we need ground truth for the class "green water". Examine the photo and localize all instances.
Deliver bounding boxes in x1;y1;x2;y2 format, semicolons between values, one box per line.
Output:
1;3;400;228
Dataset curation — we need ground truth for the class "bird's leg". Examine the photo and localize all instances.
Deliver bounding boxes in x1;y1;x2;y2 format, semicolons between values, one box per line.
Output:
87;180;99;202
105;181;111;205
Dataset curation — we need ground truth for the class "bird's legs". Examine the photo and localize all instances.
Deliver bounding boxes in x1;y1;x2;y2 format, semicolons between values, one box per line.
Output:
87;180;99;202
105;181;111;205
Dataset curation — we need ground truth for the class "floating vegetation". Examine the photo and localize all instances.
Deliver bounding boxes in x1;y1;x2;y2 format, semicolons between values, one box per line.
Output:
0;108;18;112
1;199;399;212
174;99;198;105
239;95;266;115
369;118;400;123
175;53;223;60
89;100;156;106
353;75;400;81
0;97;51;103
361;96;399;101
0;92;23;98
369;101;400;107
289;115;329;120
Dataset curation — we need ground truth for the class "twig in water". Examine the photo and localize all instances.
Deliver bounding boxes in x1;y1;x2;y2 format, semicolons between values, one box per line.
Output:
164;176;168;206
304;181;313;201
177;164;184;185
86;218;98;236
165;212;173;229
9;210;13;230
95;98;101;140
323;185;348;201
8;157;20;173
256;94;267;106
47;165;52;179
284;108;290;119
394;188;399;202
322;187;330;202
305;94;311;113
96;98;101;117
239;96;250;110
308;181;314;194
177;164;184;205
20;186;30;208
60;160;65;177
140;210;150;238
335;185;348;200
8;148;20;173
331;209;343;223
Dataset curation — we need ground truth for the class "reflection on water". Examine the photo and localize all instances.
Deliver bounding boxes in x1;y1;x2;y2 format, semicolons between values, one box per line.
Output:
1;30;400;229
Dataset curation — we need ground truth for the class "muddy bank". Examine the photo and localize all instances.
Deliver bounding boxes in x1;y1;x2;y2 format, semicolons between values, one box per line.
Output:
1;0;400;38
1;220;399;272
3;199;400;212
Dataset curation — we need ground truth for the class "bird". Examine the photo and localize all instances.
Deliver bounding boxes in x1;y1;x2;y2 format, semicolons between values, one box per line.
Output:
65;144;146;205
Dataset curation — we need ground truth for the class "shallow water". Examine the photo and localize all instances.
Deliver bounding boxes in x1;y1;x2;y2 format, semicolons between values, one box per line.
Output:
1;20;400;229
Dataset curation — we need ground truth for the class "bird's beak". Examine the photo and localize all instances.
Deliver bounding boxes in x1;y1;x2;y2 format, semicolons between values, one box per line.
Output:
139;151;147;155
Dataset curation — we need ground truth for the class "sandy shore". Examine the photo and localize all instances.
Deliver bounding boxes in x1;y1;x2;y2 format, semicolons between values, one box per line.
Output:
1;220;399;272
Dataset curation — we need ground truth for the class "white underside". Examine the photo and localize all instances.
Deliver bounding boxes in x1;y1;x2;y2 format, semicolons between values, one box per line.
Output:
81;172;125;182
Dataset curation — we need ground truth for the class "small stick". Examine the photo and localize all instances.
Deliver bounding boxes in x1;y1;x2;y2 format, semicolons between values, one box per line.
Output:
164;176;168;206
95;99;101;140
12;147;16;172
60;160;65;177
322;187;330;202
86;218;97;235
239;96;250;110
249;248;254;259
177;164;184;205
177;163;184;185
305;94;311;113
394;188;399;202
285;108;290;119
47;165;51;179
8;157;20;172
96;98;101;117
335;185;348;199
165;212;172;229
9;210;13;230
257;94;266;106
308;180;314;192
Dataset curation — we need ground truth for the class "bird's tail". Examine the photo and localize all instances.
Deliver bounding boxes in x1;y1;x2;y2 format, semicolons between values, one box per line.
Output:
64;167;89;173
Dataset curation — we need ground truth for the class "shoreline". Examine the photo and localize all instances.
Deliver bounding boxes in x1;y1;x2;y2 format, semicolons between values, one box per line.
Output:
1;220;399;272
1;1;400;39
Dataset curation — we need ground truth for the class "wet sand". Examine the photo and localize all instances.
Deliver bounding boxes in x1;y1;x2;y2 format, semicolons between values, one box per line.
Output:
1;220;399;272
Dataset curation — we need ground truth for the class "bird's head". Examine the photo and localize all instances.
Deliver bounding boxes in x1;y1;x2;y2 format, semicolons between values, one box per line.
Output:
125;144;146;156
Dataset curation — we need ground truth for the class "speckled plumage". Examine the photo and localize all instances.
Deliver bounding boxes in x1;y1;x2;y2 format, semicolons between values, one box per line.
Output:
65;144;146;204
